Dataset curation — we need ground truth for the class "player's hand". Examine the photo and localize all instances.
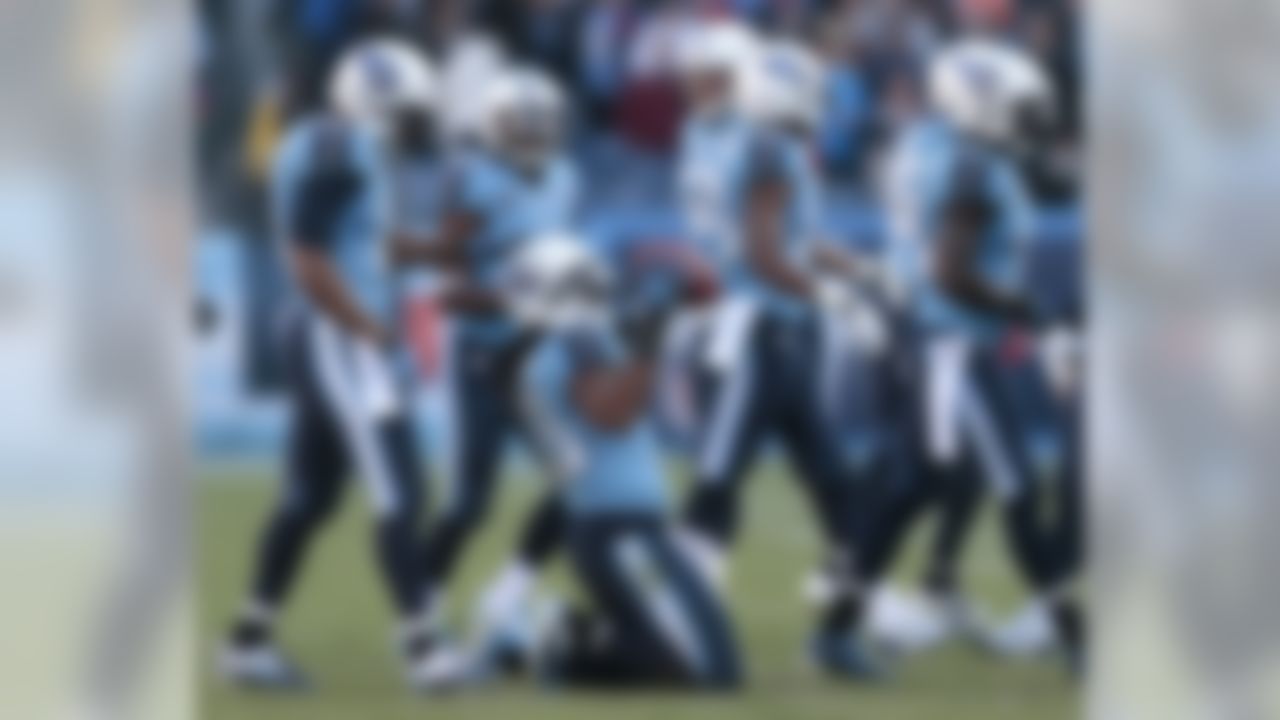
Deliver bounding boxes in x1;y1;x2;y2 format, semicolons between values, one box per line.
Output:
628;241;720;307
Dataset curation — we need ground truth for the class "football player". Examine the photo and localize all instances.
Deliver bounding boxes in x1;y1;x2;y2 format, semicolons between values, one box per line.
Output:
678;37;887;679
859;38;1084;670
514;234;743;690
389;65;580;680
219;38;440;690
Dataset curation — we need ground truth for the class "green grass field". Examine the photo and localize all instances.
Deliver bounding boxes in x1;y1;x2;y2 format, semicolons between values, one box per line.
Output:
199;460;1078;720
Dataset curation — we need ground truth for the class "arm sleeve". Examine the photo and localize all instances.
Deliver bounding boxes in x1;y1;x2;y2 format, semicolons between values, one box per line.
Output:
743;130;792;192
521;343;572;419
441;154;498;218
277;125;363;250
941;153;995;225
519;342;583;481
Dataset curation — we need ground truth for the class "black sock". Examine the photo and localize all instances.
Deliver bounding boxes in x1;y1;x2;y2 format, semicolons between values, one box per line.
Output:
230;617;271;648
821;592;866;636
517;494;567;567
1051;598;1086;675
401;627;438;662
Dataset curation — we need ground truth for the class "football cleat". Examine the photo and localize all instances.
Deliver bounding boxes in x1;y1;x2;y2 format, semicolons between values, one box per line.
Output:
218;641;309;691
869;586;994;654
810;630;890;682
981;599;1059;659
406;638;477;694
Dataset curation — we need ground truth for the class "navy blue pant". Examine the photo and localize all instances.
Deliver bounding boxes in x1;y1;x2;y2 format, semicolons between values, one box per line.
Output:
684;313;860;558
859;333;1075;593
563;514;742;689
420;330;565;595
249;314;426;616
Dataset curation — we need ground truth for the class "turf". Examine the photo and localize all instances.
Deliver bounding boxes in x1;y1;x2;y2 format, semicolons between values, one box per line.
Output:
199;460;1078;720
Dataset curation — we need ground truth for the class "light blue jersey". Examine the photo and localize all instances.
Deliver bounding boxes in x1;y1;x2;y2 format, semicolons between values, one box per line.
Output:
677;113;756;267
446;149;580;342
907;119;1035;339
271;115;394;325
679;115;826;318
728;127;825;318
521;328;668;516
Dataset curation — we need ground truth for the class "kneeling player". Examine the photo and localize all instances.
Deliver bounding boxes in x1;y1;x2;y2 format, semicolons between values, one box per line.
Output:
513;235;743;690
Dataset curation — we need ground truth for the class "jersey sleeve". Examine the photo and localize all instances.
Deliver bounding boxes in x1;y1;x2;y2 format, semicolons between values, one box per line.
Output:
441;152;501;219
742;128;793;191
274;122;363;250
522;340;573;418
520;340;577;469
559;159;583;223
940;150;996;223
521;331;617;413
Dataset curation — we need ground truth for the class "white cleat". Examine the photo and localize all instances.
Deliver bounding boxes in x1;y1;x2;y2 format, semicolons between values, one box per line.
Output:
219;642;309;691
982;600;1059;659
407;642;477;694
868;586;952;654
868;586;994;655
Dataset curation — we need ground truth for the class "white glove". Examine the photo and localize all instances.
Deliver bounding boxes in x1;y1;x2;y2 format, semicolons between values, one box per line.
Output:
815;276;890;359
1040;326;1083;399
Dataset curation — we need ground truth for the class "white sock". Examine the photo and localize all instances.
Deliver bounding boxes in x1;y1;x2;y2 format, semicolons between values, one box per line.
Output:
478;561;537;631
677;529;729;590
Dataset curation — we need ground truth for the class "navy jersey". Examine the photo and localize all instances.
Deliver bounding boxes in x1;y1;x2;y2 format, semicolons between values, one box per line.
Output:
271;115;393;324
906;119;1035;339
520;328;668;516
444;148;580;343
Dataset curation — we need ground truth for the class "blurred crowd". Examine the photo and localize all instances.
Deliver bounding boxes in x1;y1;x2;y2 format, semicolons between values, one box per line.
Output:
198;0;1081;226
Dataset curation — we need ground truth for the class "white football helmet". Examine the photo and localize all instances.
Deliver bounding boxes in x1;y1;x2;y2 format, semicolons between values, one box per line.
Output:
741;39;829;132
439;33;509;144
478;66;567;172
927;39;1055;148
503;233;612;331
329;37;437;136
677;20;760;118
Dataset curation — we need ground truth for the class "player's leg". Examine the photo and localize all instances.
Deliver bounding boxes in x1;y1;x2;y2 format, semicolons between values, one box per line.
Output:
857;332;983;654
647;521;743;688
547;517;740;689
774;326;885;680
307;321;433;654
681;333;767;585
469;491;567;674
474;385;579;624
419;335;513;619
922;449;985;594
964;346;1081;667
221;317;351;689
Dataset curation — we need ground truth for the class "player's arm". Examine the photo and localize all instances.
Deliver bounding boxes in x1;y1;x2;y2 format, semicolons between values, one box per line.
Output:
743;173;816;299
934;193;1037;323
291;249;389;346
287;165;390;346
570;311;670;432
388;208;476;270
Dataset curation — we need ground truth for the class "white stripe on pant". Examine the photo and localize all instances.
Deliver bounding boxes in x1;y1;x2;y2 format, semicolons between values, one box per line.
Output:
309;317;401;517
